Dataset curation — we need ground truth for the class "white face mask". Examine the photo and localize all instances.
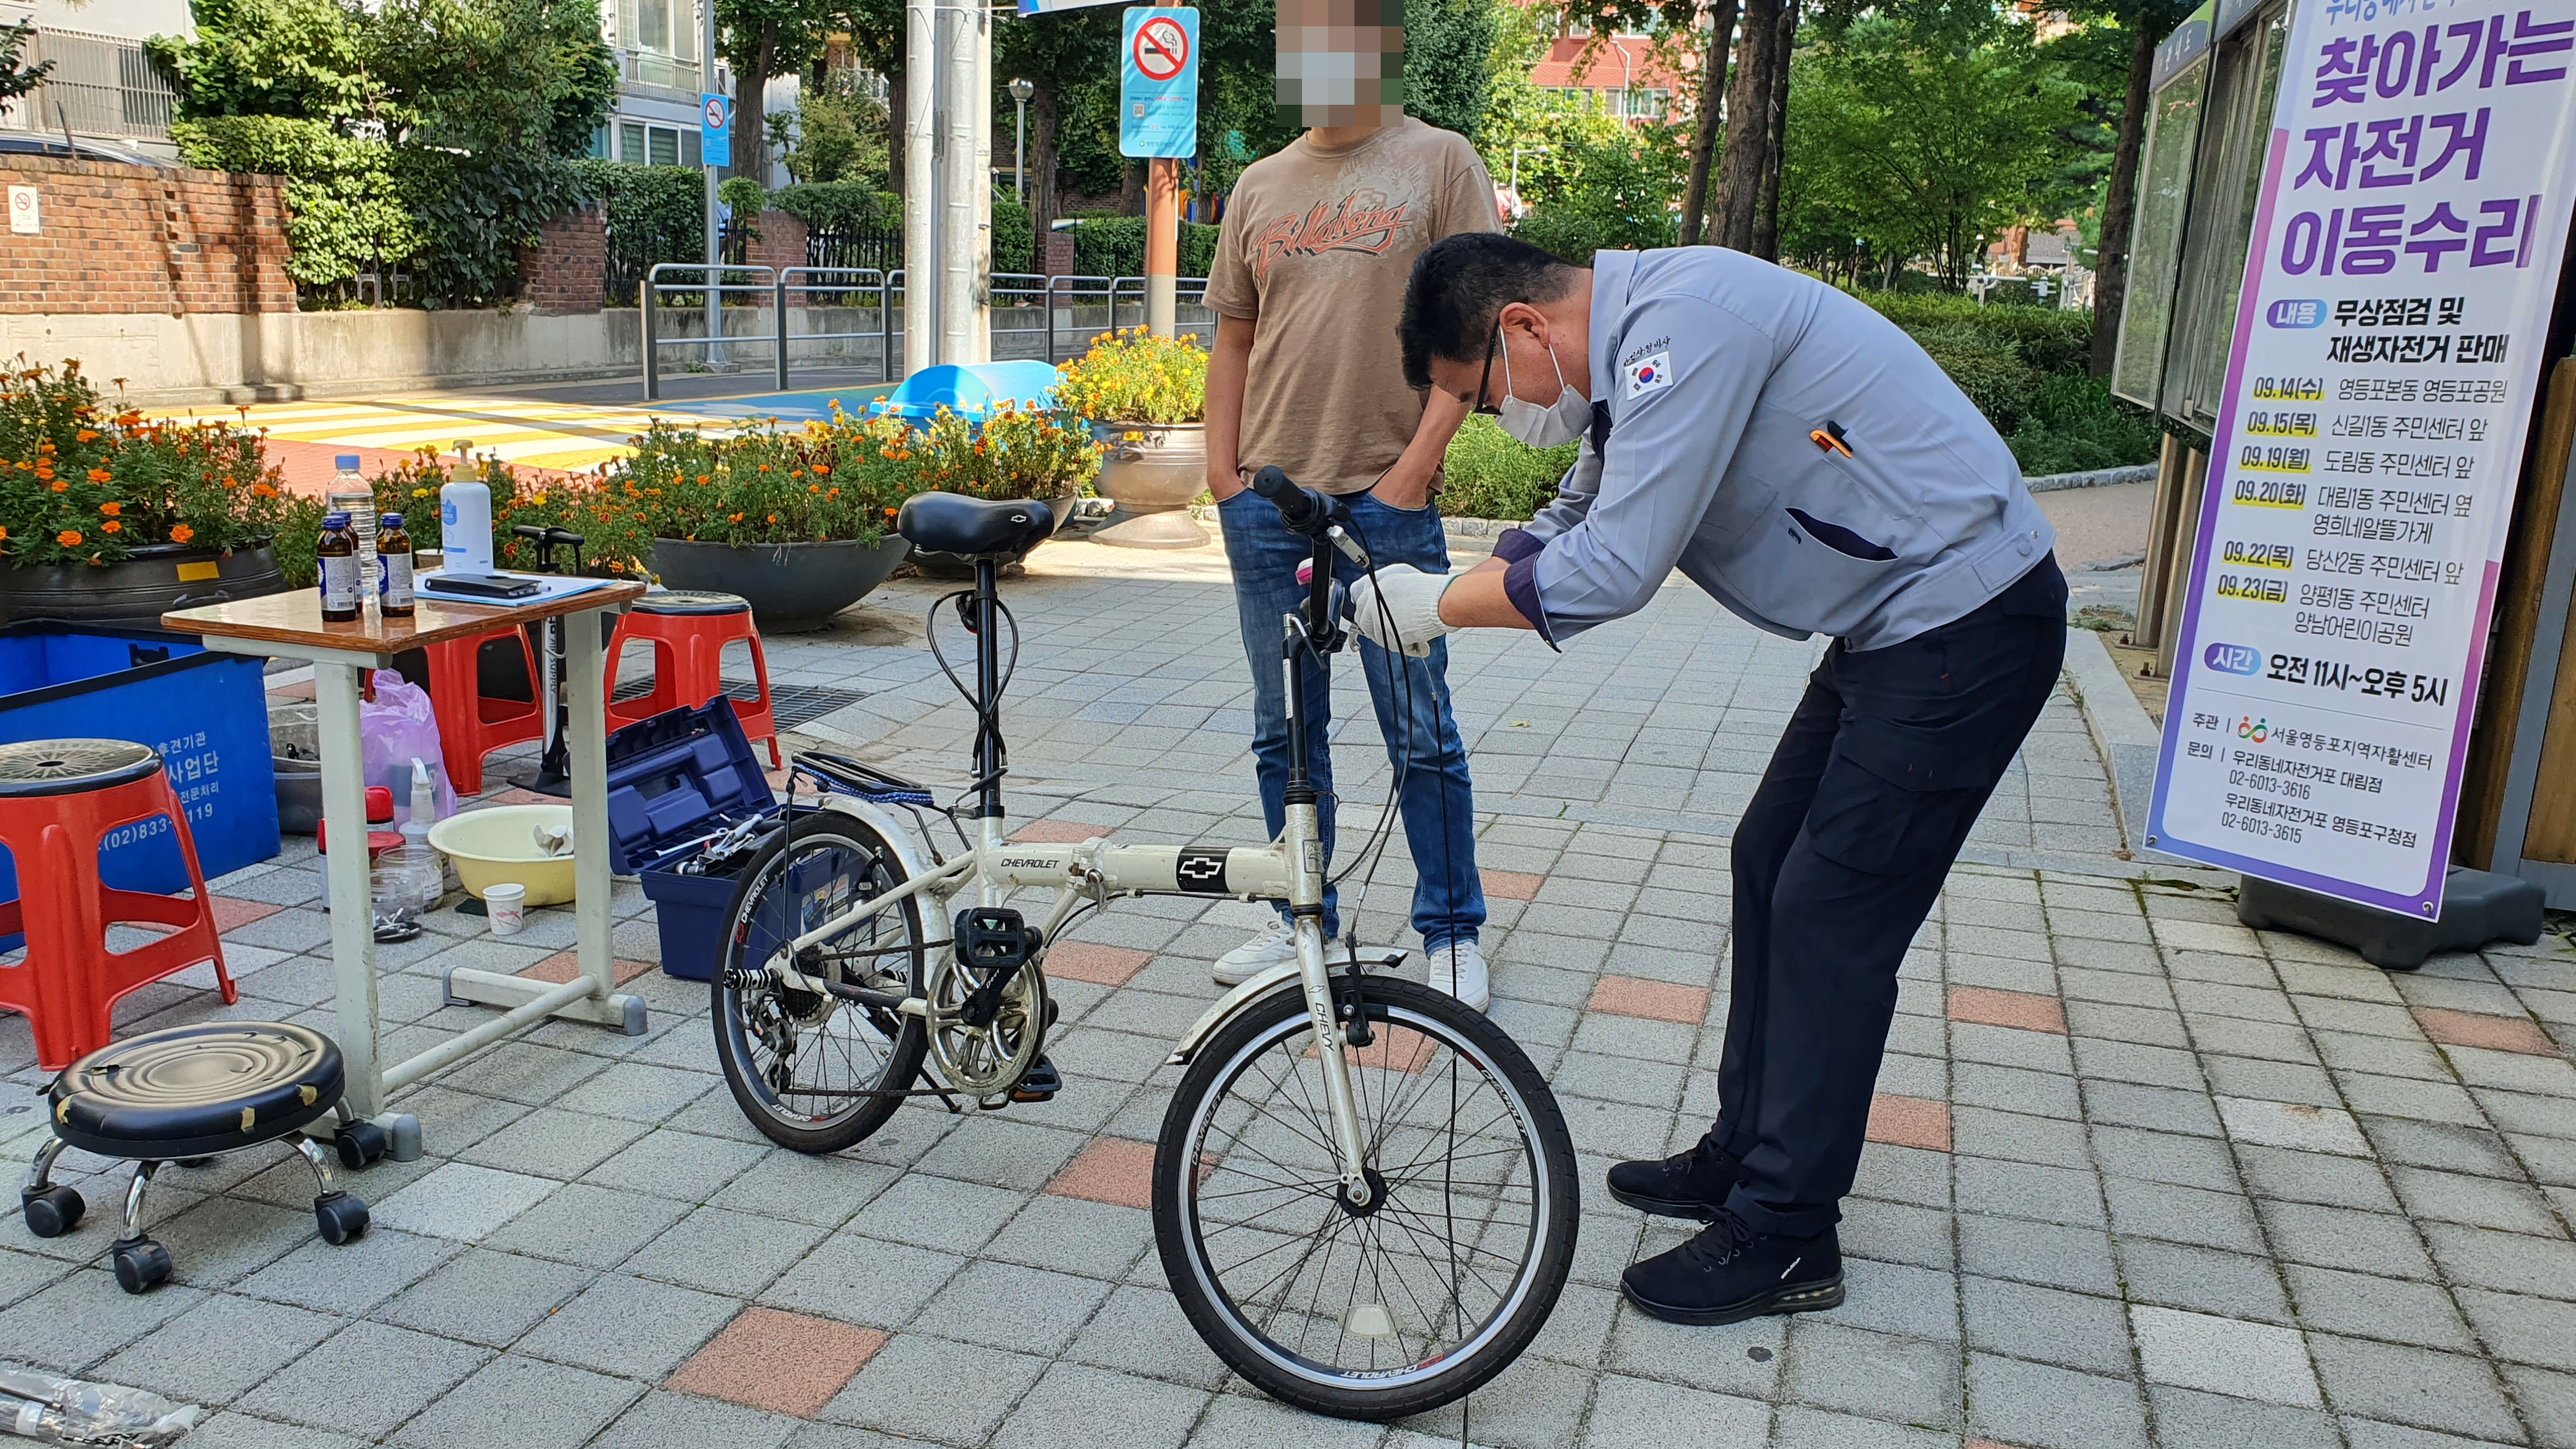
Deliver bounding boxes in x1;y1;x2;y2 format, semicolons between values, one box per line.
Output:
1492;323;1590;449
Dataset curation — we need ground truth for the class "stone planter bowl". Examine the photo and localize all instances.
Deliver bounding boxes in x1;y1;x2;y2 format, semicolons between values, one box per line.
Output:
648;535;912;632
0;542;288;632
1090;421;1208;549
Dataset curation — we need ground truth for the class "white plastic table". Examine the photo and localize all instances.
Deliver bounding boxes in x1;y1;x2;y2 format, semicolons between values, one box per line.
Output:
163;579;648;1155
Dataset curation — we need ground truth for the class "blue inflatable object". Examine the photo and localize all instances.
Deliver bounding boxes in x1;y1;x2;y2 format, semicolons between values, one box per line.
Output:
874;360;1062;422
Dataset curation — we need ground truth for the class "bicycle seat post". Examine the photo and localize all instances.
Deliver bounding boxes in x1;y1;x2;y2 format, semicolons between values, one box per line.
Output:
970;556;1004;823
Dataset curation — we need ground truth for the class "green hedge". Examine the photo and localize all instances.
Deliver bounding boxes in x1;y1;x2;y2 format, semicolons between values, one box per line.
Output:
1069;217;1220;278
770;181;901;231
993;192;1033;274
1439;415;1578;521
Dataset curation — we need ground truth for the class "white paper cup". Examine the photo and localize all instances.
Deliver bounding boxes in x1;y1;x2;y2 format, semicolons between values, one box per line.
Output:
484;882;527;935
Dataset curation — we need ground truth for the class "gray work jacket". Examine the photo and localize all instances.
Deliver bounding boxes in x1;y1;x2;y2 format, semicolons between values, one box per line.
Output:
1498;248;2055;652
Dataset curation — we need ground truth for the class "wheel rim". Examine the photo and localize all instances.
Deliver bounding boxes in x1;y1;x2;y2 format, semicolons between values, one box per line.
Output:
1174;1000;1556;1393
719;831;917;1128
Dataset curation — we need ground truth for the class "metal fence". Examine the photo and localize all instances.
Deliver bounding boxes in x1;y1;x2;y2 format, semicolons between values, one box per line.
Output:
807;226;902;287
2;27;175;141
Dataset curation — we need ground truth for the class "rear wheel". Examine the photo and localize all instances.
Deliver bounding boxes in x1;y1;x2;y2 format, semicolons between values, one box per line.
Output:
1153;975;1579;1422
712;811;929;1154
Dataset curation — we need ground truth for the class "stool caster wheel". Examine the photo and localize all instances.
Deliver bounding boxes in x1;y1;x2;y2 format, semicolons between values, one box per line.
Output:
110;1236;172;1293
334;1121;388;1170
313;1190;369;1246
20;1184;84;1238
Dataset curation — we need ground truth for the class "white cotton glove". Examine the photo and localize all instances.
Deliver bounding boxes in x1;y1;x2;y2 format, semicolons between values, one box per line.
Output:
1347;565;1459;658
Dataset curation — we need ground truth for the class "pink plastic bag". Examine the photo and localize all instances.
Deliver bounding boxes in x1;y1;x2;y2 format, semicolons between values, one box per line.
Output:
361;670;457;827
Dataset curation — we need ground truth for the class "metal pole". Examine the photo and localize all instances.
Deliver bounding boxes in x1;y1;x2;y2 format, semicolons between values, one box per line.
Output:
904;0;938;376
641;273;660;401
1146;158;1176;337
940;0;978;365
1014;95;1028;203
775;270;791;391
1044;273;1056;364
703;0;724;371
884;269;900;381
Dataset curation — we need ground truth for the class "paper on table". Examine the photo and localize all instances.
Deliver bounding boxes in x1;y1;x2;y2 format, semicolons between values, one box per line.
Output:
417;572;615;604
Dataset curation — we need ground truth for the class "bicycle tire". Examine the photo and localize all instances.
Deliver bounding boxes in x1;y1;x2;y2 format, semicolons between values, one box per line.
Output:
1152;975;1579;1422
712;809;929;1154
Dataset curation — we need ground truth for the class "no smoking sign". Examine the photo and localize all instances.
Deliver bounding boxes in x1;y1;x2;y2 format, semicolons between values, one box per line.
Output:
1119;7;1198;158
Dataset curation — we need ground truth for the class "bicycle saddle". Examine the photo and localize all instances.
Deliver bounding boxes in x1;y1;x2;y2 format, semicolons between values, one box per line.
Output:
898;492;1057;559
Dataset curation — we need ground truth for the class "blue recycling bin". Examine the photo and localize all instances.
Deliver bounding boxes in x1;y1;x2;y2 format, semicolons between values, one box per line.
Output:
0;625;280;933
875;360;1063;423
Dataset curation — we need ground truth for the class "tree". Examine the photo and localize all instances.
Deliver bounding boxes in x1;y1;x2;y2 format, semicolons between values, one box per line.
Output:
1676;0;1738;245
1782;12;2085;289
1;17;54;105
2060;0;2195;374
146;0;373;121
716;0;834;181
1403;0;1503;143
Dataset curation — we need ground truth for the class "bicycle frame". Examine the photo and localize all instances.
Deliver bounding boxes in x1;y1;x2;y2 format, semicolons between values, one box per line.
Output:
761;518;1388;1206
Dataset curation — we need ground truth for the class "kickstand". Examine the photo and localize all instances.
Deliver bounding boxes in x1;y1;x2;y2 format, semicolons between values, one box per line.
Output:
913;1064;965;1114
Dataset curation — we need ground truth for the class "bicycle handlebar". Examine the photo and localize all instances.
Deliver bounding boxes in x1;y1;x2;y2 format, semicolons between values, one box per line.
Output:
1250;465;1330;537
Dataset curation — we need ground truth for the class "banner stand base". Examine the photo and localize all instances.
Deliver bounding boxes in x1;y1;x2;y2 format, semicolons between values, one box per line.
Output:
2236;866;2545;972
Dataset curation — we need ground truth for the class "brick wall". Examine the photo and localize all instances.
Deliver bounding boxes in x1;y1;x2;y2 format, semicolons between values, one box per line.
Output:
747;210;809;302
518;206;606;314
0;157;294;316
1043;231;1073;277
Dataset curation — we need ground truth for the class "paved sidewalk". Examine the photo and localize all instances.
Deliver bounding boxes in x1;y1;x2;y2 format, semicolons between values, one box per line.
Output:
3;536;2573;1449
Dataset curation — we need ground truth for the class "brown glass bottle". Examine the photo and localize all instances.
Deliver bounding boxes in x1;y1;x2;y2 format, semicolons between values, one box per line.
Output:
318;511;360;622
378;512;415;617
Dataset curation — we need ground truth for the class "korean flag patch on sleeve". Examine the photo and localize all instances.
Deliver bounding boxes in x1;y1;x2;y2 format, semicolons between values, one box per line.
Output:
1625;351;1673;399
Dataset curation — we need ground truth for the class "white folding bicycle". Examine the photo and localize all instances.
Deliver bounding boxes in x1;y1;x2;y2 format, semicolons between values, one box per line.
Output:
707;473;1577;1421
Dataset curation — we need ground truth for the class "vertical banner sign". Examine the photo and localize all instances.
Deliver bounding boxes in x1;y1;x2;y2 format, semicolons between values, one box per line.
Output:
2149;0;2576;917
701;93;730;169
1121;8;1200;158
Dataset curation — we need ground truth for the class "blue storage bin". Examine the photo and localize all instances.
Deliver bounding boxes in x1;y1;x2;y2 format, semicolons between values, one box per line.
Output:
606;698;781;980
0;625;280;929
874;360;1062;423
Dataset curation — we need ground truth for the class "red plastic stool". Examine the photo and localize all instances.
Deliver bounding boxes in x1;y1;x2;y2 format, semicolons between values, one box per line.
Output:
424;627;543;794
0;739;236;1073
604;591;781;766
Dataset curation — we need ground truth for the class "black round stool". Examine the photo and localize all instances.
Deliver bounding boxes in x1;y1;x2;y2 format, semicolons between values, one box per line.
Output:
23;1022;371;1292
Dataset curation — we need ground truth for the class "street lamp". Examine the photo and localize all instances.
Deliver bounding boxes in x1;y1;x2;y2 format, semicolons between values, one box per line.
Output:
1008;77;1036;204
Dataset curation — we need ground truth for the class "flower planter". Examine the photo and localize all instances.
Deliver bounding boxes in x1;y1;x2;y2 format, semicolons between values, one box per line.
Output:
909;495;1081;578
648;535;913;632
1089;422;1208;549
0;542;288;633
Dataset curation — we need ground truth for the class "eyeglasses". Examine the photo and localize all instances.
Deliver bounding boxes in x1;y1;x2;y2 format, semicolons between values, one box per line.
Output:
1471;328;1501;416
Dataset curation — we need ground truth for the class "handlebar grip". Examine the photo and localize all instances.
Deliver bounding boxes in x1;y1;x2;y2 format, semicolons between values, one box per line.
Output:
1250;464;1330;536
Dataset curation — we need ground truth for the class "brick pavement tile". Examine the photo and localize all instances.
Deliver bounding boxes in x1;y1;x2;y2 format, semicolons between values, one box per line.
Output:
2414;1006;2560;1057
581;1128;773;1203
2454;1288;2576;1372
2073;1038;2207;1090
376;1246;594;1348
1064;1283;1232;1390
1771;1406;1958;1448
2391;1166;2563;1236
912;1259;1114;1356
2338;1420;2524;1449
1186;1395;1388;1449
516;1271;743;1380
234;1320;491;1438
1952;1063;2082;1119
2065;1000;2191;1048
0;1246;67;1310
1956;1157;2104;1229
1821;1257;1961;1344
519;950;657;985
2287;1262;2478;1351
1966;1352;2150;1449
233;1227;459;1318
2118;1240;2296;1325
1046;1136;1156;1210
592;1391;799;1449
758;1234;964;1330
1841;1197;1956;1272
184;1411;375;1448
2264;1199;2439;1279
820;1332;1050;1439
146;1195;318;1289
2083;1079;2225;1138
1587;973;1711;1024
989;1193;1156;1281
1956;1022;2077;1075
1782;1319;1961;1427
1961;1275;2132;1376
371;1161;557;1241
2499;1363;2576;1448
455;1107;652;1180
2090;1124;2240;1193
95;1291;341;1406
2217;1096;2370;1156
1045;941;1151;986
1850;1142;1953;1210
2146;1386;2343;1449
1581;1372;1772;1449
1949;985;2069;1034
390;1354;643;1448
484;1181;692;1268
992;1361;1208;1449
1606;1297;1786;1398
2131;1303;2321;1407
1866;1092;1952;1153
2343;1073;2488;1128
625;1205;831;1297
2423;1221;2576;1298
1958;1213;2119;1296
1010;819;1106;843
1954;1105;2090;1170
2308;1333;2526;1441
666;1307;887;1418
2105;1175;2267;1254
1395;1351;1597;1446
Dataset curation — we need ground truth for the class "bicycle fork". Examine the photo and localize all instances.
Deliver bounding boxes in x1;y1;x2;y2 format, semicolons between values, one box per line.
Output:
1280;609;1376;1210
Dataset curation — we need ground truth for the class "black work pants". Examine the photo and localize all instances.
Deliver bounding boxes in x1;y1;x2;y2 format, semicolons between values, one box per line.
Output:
1711;555;2067;1238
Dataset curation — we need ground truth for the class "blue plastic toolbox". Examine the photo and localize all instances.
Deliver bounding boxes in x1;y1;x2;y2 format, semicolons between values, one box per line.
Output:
606;699;781;980
0;625;280;931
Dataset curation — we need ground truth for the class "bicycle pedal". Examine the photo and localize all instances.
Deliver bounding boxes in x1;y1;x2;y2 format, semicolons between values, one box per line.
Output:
955;906;1039;970
1008;1055;1061;1104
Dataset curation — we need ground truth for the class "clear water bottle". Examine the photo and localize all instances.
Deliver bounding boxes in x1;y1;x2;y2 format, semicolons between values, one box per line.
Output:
323;453;379;598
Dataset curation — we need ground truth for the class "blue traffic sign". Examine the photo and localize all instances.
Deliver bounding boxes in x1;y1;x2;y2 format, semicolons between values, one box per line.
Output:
1119;8;1198;159
700;92;730;168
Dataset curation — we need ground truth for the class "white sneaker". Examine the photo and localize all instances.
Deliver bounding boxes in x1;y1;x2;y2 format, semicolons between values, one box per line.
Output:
1429;940;1490;1012
1213;917;1352;986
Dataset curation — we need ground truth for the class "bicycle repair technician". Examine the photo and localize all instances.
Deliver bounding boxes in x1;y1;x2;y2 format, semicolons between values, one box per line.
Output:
1357;233;2067;1328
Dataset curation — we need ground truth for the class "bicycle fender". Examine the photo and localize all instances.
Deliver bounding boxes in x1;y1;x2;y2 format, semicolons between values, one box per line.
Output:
807;795;937;884
1163;951;1409;1068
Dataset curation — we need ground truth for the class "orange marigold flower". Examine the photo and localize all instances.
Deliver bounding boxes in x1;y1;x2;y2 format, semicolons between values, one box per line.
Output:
811;463;830;475
100;520;119;534
756;464;770;473
250;483;276;498
56;530;80;546
766;514;778;524
0;526;10;540
98;502;119;516
86;469;111;484
74;429;97;443
169;525;194;544
47;481;66;493
808;484;821;494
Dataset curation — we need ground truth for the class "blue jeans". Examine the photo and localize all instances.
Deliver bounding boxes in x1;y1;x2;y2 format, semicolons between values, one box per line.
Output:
1215;488;1485;951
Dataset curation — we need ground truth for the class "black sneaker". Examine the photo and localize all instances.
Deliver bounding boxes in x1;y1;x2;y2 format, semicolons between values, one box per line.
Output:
1606;1138;1744;1220
1620;1212;1845;1325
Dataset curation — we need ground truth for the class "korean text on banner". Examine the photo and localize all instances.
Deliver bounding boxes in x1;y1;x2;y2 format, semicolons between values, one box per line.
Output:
2147;0;2576;918
1120;7;1199;158
701;93;730;169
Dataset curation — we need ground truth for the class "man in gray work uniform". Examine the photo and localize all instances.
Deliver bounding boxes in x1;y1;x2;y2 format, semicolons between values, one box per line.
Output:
1350;233;2067;1326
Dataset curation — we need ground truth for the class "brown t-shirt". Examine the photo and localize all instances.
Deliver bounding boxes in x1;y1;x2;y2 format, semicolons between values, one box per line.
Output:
1205;119;1501;495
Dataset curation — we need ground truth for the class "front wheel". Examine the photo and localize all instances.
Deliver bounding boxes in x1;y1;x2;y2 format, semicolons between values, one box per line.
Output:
1153;975;1579;1422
